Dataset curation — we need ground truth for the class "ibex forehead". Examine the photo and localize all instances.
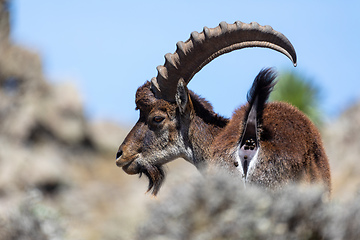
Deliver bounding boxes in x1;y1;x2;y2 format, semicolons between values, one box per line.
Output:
135;81;176;113
134;82;157;109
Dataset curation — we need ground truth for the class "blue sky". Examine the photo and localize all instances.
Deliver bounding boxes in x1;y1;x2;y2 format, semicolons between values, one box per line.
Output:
10;1;360;125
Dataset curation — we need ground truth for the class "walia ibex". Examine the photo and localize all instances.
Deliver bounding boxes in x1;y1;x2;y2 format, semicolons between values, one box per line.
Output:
115;21;331;195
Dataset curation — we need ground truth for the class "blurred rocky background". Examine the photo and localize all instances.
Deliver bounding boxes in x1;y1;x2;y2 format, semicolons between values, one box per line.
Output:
1;0;360;239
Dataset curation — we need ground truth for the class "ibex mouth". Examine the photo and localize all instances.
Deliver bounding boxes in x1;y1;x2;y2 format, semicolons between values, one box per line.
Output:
117;156;166;195
115;151;138;169
122;161;140;175
116;154;141;175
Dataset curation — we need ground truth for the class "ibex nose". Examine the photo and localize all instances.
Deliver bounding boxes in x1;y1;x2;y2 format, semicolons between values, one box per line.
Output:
115;149;124;167
116;149;123;167
116;149;122;161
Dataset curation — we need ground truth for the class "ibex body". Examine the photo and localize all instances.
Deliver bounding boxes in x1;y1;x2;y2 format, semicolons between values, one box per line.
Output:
115;21;331;195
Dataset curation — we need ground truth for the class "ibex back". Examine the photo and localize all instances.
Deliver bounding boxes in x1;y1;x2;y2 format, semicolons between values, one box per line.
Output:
211;69;331;192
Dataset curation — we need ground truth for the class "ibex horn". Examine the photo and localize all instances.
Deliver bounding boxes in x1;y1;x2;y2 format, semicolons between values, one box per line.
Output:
151;21;297;102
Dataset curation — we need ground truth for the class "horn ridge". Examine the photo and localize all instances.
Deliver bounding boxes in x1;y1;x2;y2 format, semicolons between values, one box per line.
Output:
151;21;297;102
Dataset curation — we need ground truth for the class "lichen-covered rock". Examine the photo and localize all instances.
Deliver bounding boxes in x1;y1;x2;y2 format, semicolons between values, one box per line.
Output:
0;193;65;240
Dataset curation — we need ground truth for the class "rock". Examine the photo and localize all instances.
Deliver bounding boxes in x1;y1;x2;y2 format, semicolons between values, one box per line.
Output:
87;120;128;154
322;102;360;201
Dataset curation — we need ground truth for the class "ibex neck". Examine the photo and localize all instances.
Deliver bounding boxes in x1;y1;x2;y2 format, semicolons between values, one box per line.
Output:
184;93;229;168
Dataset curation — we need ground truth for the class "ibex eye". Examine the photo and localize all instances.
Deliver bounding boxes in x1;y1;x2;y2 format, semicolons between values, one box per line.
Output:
153;116;165;123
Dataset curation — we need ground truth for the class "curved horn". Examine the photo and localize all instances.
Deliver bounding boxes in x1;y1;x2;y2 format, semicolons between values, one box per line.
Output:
151;21;297;102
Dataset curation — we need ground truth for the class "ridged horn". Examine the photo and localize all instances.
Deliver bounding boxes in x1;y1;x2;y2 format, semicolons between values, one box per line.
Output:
151;21;297;102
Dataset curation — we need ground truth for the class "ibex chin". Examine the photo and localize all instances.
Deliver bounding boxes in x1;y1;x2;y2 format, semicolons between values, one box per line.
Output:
115;21;331;195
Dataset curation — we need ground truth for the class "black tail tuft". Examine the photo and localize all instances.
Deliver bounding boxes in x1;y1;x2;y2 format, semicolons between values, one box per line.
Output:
246;68;277;125
237;68;277;177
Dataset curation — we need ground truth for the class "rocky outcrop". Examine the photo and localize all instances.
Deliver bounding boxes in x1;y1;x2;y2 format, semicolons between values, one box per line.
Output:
322;103;360;201
0;2;128;239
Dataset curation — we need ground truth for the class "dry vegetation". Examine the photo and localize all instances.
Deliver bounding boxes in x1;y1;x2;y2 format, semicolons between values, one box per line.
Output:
1;1;360;239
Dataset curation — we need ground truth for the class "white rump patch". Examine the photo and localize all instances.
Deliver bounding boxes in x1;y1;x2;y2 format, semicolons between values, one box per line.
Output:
235;146;259;184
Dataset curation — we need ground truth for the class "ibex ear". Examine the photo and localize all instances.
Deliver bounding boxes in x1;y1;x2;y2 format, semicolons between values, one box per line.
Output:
175;78;189;114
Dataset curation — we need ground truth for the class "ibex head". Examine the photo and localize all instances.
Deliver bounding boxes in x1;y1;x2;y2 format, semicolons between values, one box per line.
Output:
115;81;184;194
115;21;297;195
